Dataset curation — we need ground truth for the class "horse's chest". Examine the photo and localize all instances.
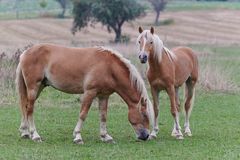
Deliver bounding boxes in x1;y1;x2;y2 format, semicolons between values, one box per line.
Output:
148;76;167;89
147;71;172;90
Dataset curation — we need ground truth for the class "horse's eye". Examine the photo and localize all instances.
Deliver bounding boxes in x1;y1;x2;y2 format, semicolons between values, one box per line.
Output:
150;41;153;44
142;112;147;117
138;41;141;44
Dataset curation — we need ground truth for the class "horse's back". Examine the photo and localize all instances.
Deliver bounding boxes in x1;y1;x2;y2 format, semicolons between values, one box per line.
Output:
18;44;120;94
22;44;98;61
172;47;198;63
172;46;198;83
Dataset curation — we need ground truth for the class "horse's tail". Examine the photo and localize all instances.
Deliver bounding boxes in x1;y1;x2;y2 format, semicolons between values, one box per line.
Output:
16;62;28;119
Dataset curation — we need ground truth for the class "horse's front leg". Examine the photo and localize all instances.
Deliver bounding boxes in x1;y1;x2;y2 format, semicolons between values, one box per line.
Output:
166;85;183;140
73;90;96;144
19;116;30;139
149;86;159;140
98;96;114;143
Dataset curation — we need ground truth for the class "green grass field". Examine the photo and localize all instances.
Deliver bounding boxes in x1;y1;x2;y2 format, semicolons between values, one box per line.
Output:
166;1;240;11
0;90;240;159
0;46;240;159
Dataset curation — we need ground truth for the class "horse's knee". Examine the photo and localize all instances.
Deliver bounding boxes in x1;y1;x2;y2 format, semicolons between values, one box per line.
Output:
27;89;37;100
100;113;107;122
80;111;88;121
154;107;159;117
26;89;37;115
176;103;180;112
171;107;178;117
27;106;34;115
185;100;191;108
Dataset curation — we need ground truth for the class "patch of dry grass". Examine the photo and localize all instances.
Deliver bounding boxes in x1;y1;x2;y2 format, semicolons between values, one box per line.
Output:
198;54;239;93
0;44;239;106
0;45;32;105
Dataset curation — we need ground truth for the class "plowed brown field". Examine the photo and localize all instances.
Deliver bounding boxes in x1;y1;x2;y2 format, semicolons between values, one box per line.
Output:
0;10;240;54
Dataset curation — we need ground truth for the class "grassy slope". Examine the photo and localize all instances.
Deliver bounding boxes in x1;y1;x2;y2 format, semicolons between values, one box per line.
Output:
0;89;240;160
166;1;240;11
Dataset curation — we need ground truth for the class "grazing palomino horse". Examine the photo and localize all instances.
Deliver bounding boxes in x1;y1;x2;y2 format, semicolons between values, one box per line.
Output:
136;27;198;139
16;44;154;144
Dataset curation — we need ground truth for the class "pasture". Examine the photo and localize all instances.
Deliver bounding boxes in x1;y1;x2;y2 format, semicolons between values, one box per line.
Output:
0;1;240;160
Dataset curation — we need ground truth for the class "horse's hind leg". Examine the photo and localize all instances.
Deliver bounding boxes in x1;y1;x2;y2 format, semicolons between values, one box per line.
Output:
27;83;43;142
19;98;30;139
16;66;30;139
184;78;196;136
98;96;114;143
73;90;96;144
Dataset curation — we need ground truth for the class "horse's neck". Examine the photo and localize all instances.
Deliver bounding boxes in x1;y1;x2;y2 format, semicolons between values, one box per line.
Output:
115;83;140;108
148;49;174;75
113;71;140;108
108;52;141;108
149;50;165;68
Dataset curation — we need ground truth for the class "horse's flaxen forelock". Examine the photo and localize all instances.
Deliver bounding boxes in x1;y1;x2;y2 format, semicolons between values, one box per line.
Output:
98;46;154;129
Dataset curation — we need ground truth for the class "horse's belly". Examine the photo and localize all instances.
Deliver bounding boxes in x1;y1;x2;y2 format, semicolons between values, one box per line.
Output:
45;72;84;94
174;76;189;87
48;79;84;94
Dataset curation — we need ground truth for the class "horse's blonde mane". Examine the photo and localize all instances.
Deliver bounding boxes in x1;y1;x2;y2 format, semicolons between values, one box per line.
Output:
98;46;154;128
137;30;176;63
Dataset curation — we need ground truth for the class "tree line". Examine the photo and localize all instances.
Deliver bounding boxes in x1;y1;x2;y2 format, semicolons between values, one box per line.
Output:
70;0;168;43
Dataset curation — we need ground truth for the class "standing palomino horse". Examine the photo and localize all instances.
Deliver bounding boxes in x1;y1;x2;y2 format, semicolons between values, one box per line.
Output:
136;27;198;139
16;44;154;144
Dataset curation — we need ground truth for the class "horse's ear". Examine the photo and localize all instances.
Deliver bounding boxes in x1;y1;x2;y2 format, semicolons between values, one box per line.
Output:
139;26;143;33
150;27;154;34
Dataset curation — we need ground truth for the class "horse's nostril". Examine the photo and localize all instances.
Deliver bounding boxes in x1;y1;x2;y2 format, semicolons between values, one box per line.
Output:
139;55;141;59
138;129;149;141
138;133;149;141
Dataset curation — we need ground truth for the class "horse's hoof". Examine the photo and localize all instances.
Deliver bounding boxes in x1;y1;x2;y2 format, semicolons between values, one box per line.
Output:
148;134;157;140
21;133;30;139
32;137;42;142
171;132;178;137
101;134;115;143
74;139;84;145
104;139;116;144
176;135;184;140
184;132;192;137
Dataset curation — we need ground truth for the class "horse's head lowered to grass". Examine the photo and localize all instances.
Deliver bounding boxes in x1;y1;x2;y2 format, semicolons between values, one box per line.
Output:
16;44;154;144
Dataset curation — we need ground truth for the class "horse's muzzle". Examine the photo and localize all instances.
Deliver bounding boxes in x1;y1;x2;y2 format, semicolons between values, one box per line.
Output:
137;128;149;141
140;59;147;64
139;54;148;64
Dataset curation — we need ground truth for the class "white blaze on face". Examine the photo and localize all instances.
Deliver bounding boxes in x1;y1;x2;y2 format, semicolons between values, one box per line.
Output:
137;32;148;57
141;36;147;54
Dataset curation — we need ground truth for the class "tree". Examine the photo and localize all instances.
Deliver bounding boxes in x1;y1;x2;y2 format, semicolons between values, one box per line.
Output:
55;0;68;18
148;0;167;25
71;0;145;43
